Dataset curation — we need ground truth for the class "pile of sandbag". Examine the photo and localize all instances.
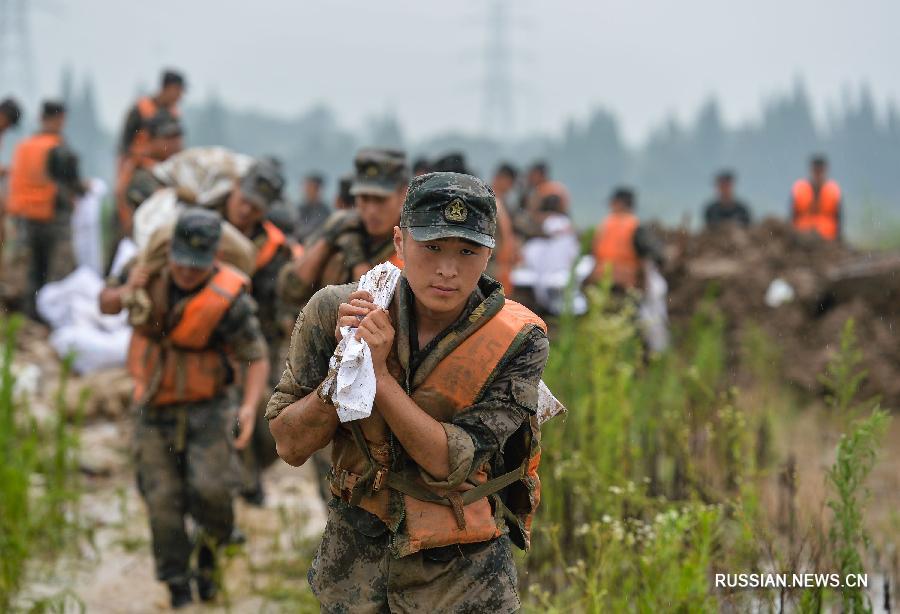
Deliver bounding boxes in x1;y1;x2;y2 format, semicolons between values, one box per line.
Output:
36;266;131;375
661;218;900;404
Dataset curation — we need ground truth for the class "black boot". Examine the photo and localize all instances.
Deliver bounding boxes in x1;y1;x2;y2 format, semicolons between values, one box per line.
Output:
168;581;193;609
195;542;218;602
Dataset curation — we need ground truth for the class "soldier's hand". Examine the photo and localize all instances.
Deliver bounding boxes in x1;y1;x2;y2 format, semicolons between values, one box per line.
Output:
126;264;150;290
235;403;257;450
335;290;378;341
356;308;394;372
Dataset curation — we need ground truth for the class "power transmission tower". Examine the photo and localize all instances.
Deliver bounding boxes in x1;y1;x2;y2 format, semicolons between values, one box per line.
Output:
482;0;516;139
0;0;37;106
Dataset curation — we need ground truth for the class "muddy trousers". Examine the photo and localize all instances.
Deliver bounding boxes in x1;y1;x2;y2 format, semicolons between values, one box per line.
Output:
134;399;240;585
309;499;521;613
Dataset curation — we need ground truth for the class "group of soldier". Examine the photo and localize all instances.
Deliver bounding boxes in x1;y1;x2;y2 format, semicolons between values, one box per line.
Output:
0;68;846;611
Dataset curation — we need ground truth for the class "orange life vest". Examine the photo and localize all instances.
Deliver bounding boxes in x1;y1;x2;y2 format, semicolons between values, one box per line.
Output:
593;212;640;288
7;133;62;222
333;299;546;556
128;96;179;158
127;265;249;406
792;179;841;241
387;251;404;269
254;220;287;270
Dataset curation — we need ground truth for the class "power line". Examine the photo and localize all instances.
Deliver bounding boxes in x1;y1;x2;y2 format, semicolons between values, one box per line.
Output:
482;0;517;140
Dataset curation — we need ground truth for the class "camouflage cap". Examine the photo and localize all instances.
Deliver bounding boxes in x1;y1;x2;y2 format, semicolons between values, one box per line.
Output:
170;207;222;268
350;148;408;197
240;159;285;210
401;172;496;248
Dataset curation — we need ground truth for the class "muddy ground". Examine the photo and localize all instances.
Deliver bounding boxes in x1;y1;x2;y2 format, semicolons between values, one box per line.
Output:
21;417;327;613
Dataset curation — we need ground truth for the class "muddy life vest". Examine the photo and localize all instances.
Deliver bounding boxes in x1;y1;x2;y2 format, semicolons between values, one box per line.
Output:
254;220;287;270
127;265;249;406
593;212;640;287
792;179;841;241
331;299;547;557
7;133;62;222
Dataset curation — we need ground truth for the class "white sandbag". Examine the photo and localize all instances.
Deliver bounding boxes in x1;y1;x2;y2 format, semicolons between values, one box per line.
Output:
49;326;131;375
71;178;107;275
132;187;180;251
516;214;587;315
638;262;671;353
36;266;107;329
152;146;254;206
109;238;138;280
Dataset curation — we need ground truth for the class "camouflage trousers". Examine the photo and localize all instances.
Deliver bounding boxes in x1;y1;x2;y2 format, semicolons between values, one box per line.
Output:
309;499;521;613
133;398;241;584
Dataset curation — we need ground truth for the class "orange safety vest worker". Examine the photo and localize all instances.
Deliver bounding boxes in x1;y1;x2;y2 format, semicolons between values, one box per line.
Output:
128;96;179;159
331;300;546;556
127;265;249;406
7;133;62;222
792;179;841;241
254;220;287;270
592;212;640;288
493;198;517;295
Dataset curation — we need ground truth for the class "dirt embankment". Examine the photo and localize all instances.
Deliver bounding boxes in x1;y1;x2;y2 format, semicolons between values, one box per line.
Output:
662;219;900;406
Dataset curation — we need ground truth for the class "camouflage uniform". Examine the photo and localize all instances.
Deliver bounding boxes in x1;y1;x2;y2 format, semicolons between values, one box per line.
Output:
277;148;408;313
239;221;294;501
266;274;549;612
131;276;266;585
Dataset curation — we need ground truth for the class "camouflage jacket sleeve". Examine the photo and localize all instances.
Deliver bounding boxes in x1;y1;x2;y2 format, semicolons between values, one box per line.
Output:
214;292;268;364
265;283;354;421
420;327;550;490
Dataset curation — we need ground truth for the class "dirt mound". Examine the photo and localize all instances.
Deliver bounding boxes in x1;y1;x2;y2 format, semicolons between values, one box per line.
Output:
662;218;900;406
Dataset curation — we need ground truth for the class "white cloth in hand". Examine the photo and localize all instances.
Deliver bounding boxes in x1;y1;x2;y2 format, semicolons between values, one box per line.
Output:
322;262;402;423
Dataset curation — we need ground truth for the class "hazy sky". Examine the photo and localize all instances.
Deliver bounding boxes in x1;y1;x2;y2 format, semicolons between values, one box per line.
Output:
19;0;900;144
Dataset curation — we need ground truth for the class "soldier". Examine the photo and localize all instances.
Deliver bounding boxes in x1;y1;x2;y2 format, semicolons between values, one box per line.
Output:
279;148;408;311
0;97;22;164
267;171;550;612
119;69;186;162
99;208;269;608
0;97;22;258
703;170;751;229
295;172;331;243
220;160;294;504
7;100;84;316
116;111;185;238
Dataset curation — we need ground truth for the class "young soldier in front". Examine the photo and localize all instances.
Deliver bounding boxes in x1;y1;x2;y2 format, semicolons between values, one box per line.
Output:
267;172;549;612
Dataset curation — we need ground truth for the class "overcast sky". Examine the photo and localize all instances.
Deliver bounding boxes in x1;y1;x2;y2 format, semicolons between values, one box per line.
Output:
18;0;900;144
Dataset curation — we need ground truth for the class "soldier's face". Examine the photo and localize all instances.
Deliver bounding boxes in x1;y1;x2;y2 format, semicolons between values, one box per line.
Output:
356;190;404;239
395;229;491;315
226;188;265;234
169;261;213;291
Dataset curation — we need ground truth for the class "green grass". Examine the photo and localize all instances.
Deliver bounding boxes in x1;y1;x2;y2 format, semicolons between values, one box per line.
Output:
526;283;893;611
0;315;85;611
